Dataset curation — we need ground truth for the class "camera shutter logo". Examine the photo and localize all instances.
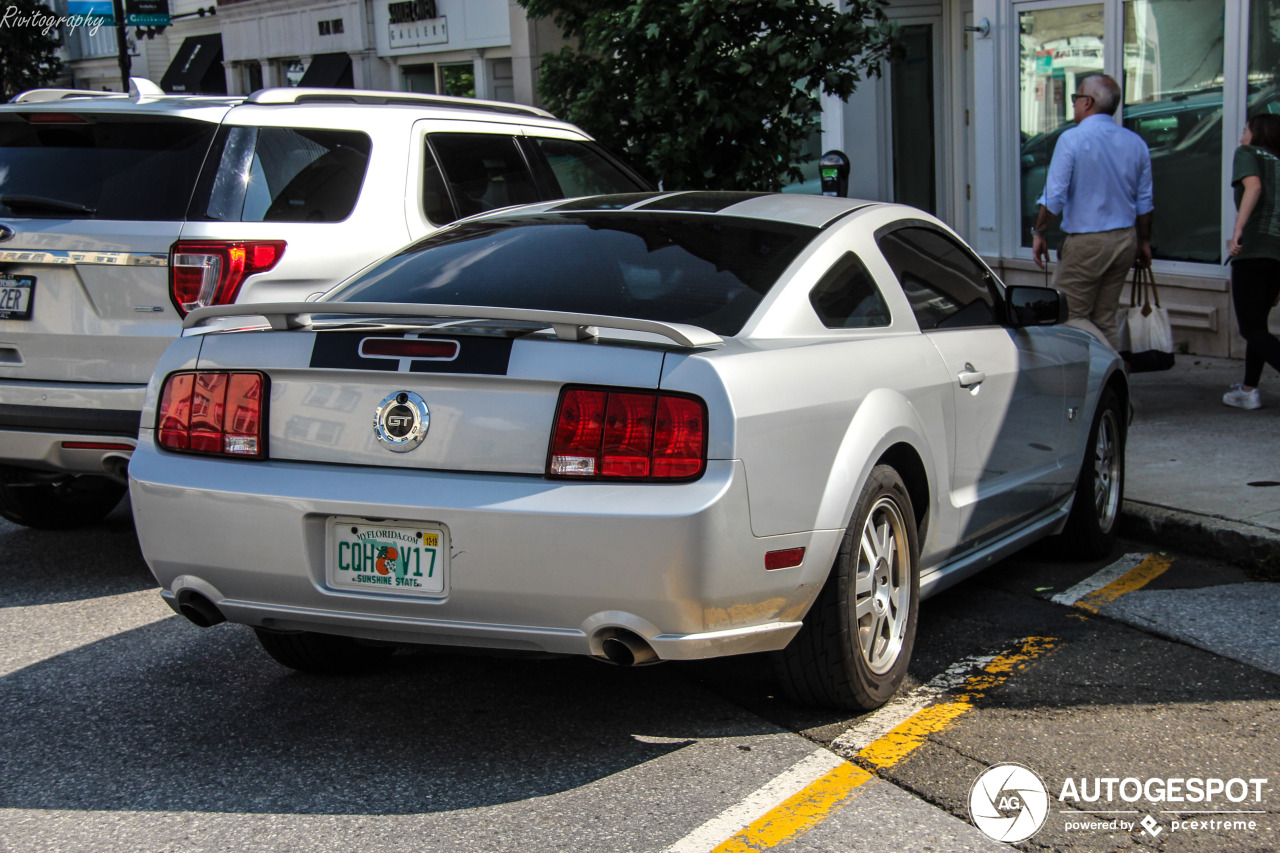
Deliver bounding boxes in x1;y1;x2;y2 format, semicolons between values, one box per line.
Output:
969;762;1051;843
373;391;429;452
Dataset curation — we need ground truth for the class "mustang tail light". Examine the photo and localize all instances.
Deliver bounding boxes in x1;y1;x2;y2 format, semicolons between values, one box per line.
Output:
548;386;706;480
169;241;286;316
157;371;266;459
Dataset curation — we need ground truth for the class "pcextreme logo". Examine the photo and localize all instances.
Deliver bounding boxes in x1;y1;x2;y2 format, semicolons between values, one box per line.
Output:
969;763;1270;844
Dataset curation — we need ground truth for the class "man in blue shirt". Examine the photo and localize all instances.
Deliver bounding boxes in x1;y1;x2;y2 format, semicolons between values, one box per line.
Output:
1032;74;1154;351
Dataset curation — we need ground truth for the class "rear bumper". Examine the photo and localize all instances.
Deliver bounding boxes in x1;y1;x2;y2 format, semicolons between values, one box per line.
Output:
129;434;841;661
0;381;144;475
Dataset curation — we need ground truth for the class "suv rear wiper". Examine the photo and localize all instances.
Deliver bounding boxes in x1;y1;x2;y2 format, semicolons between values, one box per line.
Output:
0;194;97;217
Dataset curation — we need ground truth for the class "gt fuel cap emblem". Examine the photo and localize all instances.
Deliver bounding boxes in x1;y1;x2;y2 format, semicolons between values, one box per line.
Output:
0;225;14;243
374;391;429;452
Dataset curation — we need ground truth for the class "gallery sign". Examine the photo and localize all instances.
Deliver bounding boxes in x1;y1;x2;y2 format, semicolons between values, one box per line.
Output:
387;0;446;48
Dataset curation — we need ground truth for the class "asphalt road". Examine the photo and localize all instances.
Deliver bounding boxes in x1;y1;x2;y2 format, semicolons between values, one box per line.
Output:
1;500;1276;853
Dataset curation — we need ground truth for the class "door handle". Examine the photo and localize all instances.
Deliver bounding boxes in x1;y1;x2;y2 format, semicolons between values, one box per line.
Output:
958;363;986;388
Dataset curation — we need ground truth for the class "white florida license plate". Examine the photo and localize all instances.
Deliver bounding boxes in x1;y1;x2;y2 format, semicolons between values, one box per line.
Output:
0;274;35;320
327;518;448;597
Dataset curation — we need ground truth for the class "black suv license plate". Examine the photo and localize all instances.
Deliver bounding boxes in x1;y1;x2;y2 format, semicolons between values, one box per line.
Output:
0;274;34;320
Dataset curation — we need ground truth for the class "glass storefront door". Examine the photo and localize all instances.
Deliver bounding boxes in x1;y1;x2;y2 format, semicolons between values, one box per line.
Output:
1016;0;1226;262
1126;0;1224;262
892;24;940;215
1017;4;1105;249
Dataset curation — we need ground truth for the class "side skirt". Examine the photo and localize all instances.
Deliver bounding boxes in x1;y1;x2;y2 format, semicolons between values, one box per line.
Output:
918;497;1072;600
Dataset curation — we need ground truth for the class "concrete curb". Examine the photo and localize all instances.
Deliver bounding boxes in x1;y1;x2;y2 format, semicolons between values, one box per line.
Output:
1120;499;1280;571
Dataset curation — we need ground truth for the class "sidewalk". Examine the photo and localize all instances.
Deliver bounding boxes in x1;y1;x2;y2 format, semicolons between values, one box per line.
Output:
1122;355;1280;570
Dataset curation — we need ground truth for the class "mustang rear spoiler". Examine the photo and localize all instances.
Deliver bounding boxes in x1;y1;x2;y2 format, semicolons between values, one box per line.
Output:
182;302;724;349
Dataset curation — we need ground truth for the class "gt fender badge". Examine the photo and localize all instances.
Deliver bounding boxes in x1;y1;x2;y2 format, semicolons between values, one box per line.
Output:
0;225;14;243
374;391;430;452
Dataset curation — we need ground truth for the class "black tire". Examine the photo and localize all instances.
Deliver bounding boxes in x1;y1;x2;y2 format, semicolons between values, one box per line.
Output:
775;465;920;711
0;473;126;530
1062;387;1125;559
253;628;394;675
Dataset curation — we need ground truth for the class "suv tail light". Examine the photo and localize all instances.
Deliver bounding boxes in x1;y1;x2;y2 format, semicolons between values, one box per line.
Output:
548;386;706;480
169;241;286;316
157;371;266;459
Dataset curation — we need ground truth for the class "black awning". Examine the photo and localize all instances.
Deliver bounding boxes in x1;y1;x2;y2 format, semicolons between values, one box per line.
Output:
160;34;226;94
299;53;353;88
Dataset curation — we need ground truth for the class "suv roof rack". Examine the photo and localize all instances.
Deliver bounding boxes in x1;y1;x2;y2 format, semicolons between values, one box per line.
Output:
11;88;124;104
244;87;555;119
11;77;207;105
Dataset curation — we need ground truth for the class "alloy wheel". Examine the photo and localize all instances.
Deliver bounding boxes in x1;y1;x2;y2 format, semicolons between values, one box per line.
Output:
1093;407;1121;532
855;497;912;675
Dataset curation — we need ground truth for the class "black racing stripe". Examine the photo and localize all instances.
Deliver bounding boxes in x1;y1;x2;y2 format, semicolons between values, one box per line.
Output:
0;404;141;437
548;192;665;211
309;332;513;375
633;192;769;213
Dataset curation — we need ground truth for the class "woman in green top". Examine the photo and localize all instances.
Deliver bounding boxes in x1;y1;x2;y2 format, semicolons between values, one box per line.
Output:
1225;113;1280;409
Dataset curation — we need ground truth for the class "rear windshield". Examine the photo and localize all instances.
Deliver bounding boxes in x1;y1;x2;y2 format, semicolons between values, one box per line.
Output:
192;126;372;223
0;114;217;220
330;213;818;336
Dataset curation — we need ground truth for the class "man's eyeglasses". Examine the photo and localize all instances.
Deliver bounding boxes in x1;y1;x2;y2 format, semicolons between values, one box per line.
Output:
1071;94;1093;104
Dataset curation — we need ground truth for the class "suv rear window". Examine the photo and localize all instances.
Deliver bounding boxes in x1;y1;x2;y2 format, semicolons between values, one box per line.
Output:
0;115;217;220
330;213;817;335
193;126;371;223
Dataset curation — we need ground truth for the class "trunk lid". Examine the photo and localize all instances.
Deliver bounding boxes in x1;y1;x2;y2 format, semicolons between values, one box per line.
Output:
194;325;669;474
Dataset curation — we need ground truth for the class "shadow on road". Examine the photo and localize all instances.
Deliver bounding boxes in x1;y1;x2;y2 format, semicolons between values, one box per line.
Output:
0;498;156;608
0;618;777;816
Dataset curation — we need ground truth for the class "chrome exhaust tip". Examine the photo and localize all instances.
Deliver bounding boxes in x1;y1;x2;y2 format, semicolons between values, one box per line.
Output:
599;630;659;666
176;590;226;628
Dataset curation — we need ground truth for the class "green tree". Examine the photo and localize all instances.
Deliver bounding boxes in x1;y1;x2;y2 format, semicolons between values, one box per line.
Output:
0;0;62;101
517;0;899;191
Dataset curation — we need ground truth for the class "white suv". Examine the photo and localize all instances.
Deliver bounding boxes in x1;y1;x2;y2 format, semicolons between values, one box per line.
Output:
0;79;649;528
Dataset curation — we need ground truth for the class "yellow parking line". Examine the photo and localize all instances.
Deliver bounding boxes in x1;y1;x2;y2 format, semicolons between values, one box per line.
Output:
858;636;1057;770
700;637;1058;852
710;762;875;853
1074;554;1174;614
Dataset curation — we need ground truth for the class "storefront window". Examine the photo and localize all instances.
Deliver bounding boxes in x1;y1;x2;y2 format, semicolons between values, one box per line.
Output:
404;63;437;94
1126;0;1224;263
439;63;476;98
282;59;306;88
1249;1;1280;116
1018;4;1104;248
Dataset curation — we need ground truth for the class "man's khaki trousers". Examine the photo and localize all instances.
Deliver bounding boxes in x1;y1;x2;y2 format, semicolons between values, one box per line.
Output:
1051;226;1137;351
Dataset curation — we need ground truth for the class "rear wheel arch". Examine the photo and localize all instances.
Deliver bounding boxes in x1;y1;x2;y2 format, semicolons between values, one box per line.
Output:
875;442;930;546
811;388;942;535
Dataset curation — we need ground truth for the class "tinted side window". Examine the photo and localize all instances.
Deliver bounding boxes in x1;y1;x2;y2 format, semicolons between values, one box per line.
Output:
529;137;646;199
876;226;999;330
198;126;371;223
809;253;891;329
0;115;216;221
424;133;538;222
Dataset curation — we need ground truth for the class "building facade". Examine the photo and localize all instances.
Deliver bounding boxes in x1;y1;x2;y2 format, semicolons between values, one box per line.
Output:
49;0;1280;356
828;0;1278;357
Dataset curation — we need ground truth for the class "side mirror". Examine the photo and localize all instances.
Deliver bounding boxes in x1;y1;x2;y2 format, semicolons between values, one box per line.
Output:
1006;285;1066;327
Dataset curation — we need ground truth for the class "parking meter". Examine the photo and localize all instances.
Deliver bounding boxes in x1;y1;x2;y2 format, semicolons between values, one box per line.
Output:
819;150;850;197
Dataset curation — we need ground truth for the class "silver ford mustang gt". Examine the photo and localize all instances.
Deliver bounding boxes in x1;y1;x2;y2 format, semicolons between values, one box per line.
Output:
129;191;1126;710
